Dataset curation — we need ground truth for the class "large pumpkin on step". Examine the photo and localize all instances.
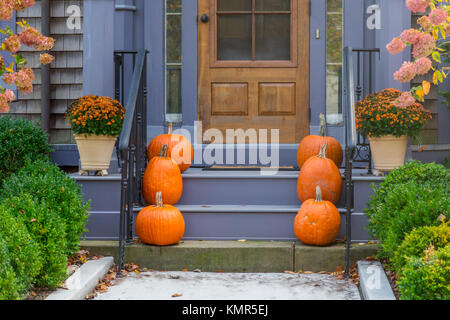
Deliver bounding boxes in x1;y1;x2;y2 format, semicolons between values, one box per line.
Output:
294;186;341;246
143;145;183;205
297;113;343;169
147;123;193;173
297;144;342;204
136;191;185;246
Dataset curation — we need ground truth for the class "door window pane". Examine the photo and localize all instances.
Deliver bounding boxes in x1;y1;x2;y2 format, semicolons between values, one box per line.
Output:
167;15;182;63
217;15;252;60
167;0;181;13
255;14;290;60
165;0;182;117
326;0;343;125
217;0;252;12
256;0;290;11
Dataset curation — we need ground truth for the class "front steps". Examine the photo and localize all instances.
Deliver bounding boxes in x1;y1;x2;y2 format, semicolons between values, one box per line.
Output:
81;240;379;273
74;168;383;242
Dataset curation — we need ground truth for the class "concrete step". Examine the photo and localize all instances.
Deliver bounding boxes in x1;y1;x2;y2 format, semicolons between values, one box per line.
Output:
81;240;379;273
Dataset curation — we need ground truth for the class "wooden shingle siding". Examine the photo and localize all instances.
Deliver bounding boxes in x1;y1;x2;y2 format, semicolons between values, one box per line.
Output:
9;0;84;144
411;12;438;144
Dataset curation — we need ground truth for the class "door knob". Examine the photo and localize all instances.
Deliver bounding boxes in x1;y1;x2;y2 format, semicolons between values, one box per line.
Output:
200;14;209;23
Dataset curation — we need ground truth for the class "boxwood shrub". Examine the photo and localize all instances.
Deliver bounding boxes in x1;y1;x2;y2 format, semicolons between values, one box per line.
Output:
0;203;42;299
0;238;22;300
374;181;449;260
0;117;52;181
1;159;91;255
393;223;450;271
397;245;450;300
4;195;68;289
366;161;449;256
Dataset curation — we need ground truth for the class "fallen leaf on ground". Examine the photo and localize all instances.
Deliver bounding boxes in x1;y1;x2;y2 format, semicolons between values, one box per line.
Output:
237;239;247;242
284;271;296;275
303;271;314;274
193;269;201;273
172;293;183;298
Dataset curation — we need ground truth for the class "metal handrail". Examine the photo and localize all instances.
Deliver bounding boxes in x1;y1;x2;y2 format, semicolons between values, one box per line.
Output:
117;49;149;277
119;49;148;158
342;46;356;278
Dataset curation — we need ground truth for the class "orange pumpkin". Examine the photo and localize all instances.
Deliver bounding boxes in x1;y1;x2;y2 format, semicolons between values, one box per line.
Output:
147;123;194;173
297;144;342;204
142;145;183;205
297;113;343;169
294;186;341;246
136;191;185;245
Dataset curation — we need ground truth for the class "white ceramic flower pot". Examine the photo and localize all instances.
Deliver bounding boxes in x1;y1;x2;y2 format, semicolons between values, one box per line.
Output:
74;134;118;175
368;135;408;172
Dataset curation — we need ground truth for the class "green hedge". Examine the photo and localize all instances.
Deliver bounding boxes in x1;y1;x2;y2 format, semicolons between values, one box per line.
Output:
2;195;69;289
0;117;52;181
0;205;42;299
393;223;450;271
366;161;449;259
1;160;91;255
398;245;450;300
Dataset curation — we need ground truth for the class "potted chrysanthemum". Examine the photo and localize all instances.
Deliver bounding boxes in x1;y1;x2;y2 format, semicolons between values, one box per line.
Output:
66;95;125;176
356;89;432;172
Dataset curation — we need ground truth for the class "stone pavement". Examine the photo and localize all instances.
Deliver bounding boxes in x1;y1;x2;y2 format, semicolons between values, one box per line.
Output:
93;271;361;300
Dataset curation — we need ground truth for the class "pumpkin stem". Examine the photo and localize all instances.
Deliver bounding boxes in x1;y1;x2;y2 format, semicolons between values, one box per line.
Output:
319;113;327;137
318;144;328;159
160;144;169;157
315;186;322;202
155;191;164;207
168;122;173;135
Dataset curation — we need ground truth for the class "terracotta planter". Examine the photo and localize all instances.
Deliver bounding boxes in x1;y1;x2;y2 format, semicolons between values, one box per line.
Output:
369;135;408;172
74;134;118;175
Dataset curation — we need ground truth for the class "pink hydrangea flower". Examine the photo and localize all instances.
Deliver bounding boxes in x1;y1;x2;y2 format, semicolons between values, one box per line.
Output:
40;53;54;65
393;91;416;108
0;95;10;113
3;34;21;52
394;61;417;82
417;15;432;31
387;37;406;55
406;0;430;13
34;35;55;51
400;29;422;45
4;89;15;102
429;8;448;26
13;0;35;11
414;57;432;75
19;27;41;47
0;0;14;20
14;68;34;94
2;72;16;85
412;33;435;59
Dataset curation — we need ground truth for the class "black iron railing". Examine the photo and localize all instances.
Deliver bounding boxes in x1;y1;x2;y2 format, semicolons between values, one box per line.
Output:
116;49;149;276
350;48;380;174
342;47;356;278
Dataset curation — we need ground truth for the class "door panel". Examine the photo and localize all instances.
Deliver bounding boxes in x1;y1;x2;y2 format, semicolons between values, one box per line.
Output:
198;0;309;144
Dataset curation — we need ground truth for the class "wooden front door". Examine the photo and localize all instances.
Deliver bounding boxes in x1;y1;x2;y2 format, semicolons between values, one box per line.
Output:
198;0;310;144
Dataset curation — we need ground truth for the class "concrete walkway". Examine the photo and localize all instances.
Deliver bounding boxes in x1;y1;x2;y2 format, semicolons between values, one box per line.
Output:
94;271;361;300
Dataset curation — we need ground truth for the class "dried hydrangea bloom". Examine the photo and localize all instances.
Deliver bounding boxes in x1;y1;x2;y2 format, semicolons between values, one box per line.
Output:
429;8;448;26
417;16;432;31
394;61;417;83
19;27;41;47
414;57;432;75
3;34;21;52
2;72;16;85
14;68;34;94
400;29;422;45
412;33;435;59
34;35;55;51
40;53;54;65
406;0;430;13
386;37;406;55
393;91;416;108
